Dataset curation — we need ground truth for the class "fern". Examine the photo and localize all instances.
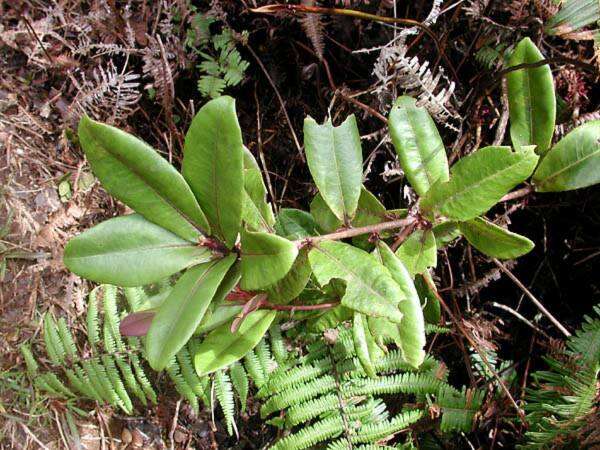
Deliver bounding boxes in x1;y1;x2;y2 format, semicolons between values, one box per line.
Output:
187;13;249;98
520;305;600;448
214;370;237;436
261;325;484;449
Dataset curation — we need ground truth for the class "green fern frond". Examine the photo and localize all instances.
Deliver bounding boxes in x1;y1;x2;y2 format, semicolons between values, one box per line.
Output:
177;345;210;405
344;373;444;398
131;353;157;405
166;357;199;414
57;318;77;359
214;370;237;436
20;345;39;375
102;285;125;351
87;287;101;350
351;409;423;443
230;362;249;413
269;325;288;365
286;393;341;427
261;375;337;417
437;386;484;432
520;305;600;448
43;314;66;365
244;349;267;388
102;355;133;414
270;415;345;450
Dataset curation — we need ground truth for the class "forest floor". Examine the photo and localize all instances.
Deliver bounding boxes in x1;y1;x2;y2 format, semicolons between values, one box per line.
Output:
1;0;599;449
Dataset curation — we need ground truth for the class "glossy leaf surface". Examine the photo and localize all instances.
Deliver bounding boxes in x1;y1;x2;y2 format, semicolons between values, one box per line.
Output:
78;116;209;241
460;217;534;259
507;37;556;154
353;313;379;378
395;229;437;278
309;241;404;323
274;209;319;240
533;121;600;192
265;249;312;304
420;146;539;221
389;96;449;196
64;214;212;287
242;147;275;232
304;115;363;222
194;310;276;376
240;229;299;290
146;255;236;370
432;221;462;248
183;96;244;247
376;242;426;368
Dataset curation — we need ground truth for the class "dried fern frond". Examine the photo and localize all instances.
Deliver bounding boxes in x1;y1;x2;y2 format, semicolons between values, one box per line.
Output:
68;61;141;123
300;0;325;60
373;44;458;126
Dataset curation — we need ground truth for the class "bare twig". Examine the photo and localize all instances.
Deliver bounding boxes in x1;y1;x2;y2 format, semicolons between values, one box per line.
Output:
297;216;418;248
491;302;550;339
499;185;534;202
493;259;571;337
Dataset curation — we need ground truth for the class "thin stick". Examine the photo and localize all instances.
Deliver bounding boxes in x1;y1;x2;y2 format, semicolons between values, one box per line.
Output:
245;45;304;160
493;259;571;337
491;302;549;339
297;217;417;247
499;185;533;202
262;301;340;312
21;16;54;65
422;275;526;420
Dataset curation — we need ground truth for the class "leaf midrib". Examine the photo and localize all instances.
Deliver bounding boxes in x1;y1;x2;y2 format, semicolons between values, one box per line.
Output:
316;246;396;307
67;243;201;259
537;145;600;187
88;132;206;237
432;152;532;213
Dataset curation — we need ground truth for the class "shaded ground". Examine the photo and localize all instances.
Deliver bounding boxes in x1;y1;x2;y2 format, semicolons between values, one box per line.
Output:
1;0;599;448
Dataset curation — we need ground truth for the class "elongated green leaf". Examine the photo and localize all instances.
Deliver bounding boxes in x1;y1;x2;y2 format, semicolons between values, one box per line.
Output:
78;116;209;241
194;310;276;376
307;305;353;332
389;96;449;196
353;313;378;378
146;255;235;370
304;115;363;222
308;241;404;323
395;229;437;277
376;242;426;368
183;96;244;247
64;214;212;286
274;209;319;240
507;38;556;154
240;229;299;290
310;187;387;233
265;249;312;304
460;217;534;259
415;272;441;324
432;221;462;248
420;146;539;221
242;147;275;232
532;121;600;192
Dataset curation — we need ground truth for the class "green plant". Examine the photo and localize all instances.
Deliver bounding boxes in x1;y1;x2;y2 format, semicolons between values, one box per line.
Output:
520;305;600;448
186;13;249;98
20;285;246;436
58;35;600;444
257;326;483;449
